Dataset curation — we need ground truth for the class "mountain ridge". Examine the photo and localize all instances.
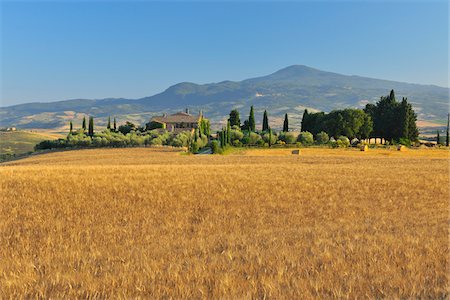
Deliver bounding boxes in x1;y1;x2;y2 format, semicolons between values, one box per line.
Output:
1;65;448;130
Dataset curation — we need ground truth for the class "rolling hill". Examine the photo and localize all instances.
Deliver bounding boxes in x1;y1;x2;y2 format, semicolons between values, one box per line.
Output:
1;65;448;130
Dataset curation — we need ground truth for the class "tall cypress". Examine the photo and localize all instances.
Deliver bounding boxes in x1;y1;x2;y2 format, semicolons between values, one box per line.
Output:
268;127;272;147
436;130;440;145
107;116;111;130
88;116;94;137
69;121;73;134
262;110;269;131
446;113;449;147
227;120;231;144
301;109;309;132
283;113;289;132
248;106;256;132
113;117;117;131
82;116;87;131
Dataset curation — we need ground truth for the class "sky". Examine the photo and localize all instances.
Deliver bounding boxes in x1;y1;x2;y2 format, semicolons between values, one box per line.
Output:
0;0;448;106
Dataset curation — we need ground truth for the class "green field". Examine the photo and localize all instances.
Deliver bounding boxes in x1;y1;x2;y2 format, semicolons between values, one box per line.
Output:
0;131;63;155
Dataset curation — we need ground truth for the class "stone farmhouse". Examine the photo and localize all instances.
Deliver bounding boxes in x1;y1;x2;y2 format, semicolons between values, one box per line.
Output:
148;109;203;133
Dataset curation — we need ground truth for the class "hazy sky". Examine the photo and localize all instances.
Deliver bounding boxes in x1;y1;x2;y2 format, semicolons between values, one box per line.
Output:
0;0;448;106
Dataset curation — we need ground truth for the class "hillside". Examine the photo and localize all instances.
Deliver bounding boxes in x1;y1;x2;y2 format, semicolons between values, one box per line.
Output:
1;65;448;130
0;130;63;155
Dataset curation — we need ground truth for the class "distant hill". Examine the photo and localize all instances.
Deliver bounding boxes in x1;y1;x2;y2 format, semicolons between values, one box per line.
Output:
0;130;64;155
1;65;448;130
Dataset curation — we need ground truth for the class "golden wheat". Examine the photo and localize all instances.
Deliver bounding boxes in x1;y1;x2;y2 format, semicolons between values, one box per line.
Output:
0;147;448;298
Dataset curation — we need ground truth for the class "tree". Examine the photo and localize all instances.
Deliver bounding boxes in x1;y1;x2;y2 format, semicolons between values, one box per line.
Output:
229;109;241;128
226;120;231;145
248;106;256;132
118;121;136;135
364;90;418;143
107;116;111;130
113;118;117;132
446;113;450;147
241;120;250;131
298;131;314;145
300;109;309;132
262;110;269;132
283;113;289;132
82;116;87;130
69;121;73;134
315;131;329;144
88;116;94;137
268;127;272;147
436;130;440;145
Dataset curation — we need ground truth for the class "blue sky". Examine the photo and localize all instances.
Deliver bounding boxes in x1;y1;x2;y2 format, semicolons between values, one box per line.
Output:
0;0;448;106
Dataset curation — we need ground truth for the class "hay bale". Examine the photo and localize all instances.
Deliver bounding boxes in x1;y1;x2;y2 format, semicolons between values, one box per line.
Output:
397;145;407;151
291;149;300;155
360;145;369;151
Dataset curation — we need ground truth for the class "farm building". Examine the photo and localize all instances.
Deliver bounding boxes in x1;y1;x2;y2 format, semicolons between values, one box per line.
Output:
147;109;204;133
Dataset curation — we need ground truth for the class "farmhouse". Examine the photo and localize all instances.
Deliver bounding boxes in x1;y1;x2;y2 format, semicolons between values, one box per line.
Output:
148;109;203;133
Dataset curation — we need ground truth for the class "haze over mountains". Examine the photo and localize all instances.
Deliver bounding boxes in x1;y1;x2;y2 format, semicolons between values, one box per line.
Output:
1;65;448;130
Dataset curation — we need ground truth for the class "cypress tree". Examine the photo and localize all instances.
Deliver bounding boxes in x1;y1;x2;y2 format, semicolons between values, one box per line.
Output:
107;116;111;130
301;109;309;132
88;116;94;137
82;116;87;131
229;109;241;127
283;113;289;132
113;118;117;131
262;110;269;131
268;127;272;147
221;128;226;147
248;106;256;132
436;130;440;145
227;120;231;144
69;121;73;134
446;113;449;147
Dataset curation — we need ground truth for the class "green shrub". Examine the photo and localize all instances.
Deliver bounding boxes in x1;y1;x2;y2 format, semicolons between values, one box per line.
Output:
230;129;244;141
398;138;411;146
278;132;297;144
150;137;164;146
263;132;277;145
315;131;329;144
337;136;350;147
248;132;262;145
232;139;242;147
298;131;314;145
211;140;222;154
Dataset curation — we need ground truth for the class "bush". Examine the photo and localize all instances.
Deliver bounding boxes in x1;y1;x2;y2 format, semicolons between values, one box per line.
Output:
232;139;242;147
211;140;222;154
298;131;314;145
263;132;277;145
331;135;350;148
170;131;191;147
150;137;164;146
243;132;262;145
315;131;329;144
399;138;411;147
230;129;244;141
278;132;297;144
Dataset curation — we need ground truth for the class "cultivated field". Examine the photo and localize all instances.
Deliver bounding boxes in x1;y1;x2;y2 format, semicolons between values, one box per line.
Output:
0;147;448;298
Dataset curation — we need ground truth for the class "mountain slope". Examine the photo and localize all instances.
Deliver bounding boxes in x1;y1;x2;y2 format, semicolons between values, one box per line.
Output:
1;65;448;130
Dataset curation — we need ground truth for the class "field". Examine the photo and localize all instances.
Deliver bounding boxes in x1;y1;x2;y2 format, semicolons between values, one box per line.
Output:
0;130;63;155
0;147;448;298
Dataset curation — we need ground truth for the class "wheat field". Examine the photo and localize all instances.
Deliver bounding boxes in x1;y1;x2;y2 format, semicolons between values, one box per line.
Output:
0;147;448;298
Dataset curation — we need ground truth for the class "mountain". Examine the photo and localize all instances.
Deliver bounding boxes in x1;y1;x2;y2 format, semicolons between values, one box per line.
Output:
1;65;448;130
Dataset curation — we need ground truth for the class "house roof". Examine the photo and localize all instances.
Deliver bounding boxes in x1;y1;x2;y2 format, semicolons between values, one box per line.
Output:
151;112;201;123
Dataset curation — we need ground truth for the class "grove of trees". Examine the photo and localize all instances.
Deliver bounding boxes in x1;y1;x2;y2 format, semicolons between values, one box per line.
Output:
34;90;424;155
